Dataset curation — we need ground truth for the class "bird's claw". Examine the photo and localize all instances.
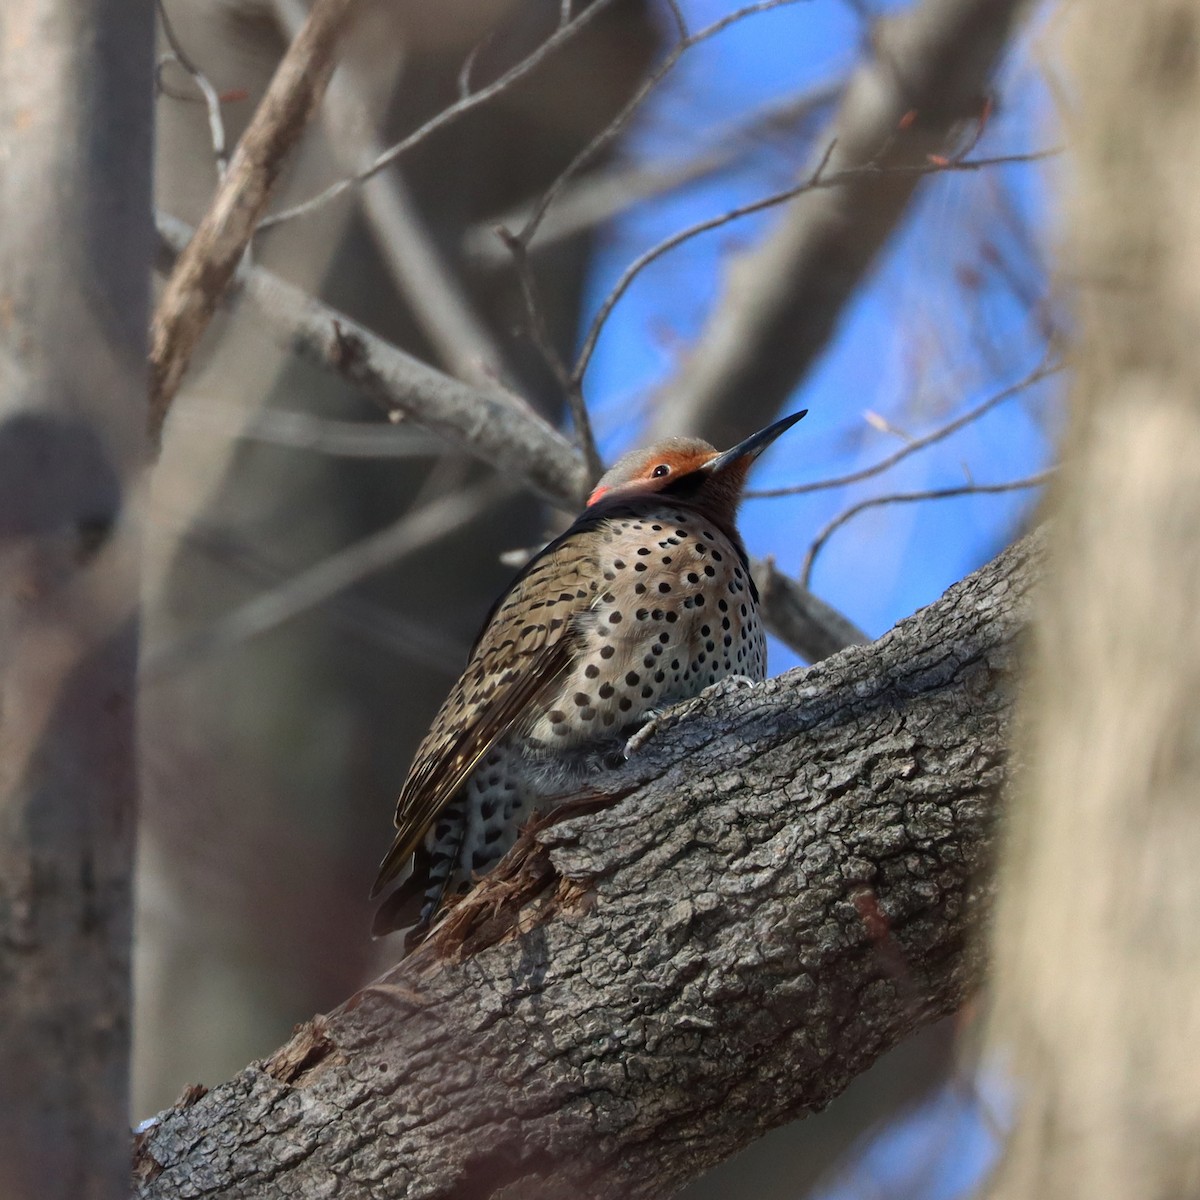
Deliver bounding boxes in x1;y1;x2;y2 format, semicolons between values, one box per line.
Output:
700;674;758;699
623;709;666;758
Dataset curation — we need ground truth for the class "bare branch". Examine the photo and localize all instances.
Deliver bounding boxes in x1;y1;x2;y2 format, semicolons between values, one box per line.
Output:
495;225;603;482
511;0;812;253
171;401;446;458
573;139;838;389
649;0;1032;444
131;533;1041;1200
747;359;1061;498
165;517;467;674
148;0;357;442
801;470;1052;588
154;212;589;510
573;146;1048;391
495;0;815;484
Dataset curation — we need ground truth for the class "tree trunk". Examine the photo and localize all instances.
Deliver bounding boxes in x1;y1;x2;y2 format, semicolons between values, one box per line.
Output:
987;2;1200;1197
132;532;1038;1199
0;2;153;1197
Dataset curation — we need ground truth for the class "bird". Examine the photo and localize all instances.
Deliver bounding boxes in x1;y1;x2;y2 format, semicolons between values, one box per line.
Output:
371;409;807;943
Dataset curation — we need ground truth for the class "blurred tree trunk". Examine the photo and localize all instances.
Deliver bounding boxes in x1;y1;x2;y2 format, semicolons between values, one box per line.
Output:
987;1;1200;1196
0;2;154;1198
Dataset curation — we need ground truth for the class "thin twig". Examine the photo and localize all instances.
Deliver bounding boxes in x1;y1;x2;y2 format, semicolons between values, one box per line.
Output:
147;513;468;678
258;0;624;231
170;402;446;458
747;360;1062;498
513;0;808;251
573;138;837;389
156;0;230;177
800;471;1054;588
149;0;357;444
495;226;603;483
465;80;841;264
495;0;811;482
457;35;495;101
571;147;1056;391
143;477;510;682
644;0;1036;444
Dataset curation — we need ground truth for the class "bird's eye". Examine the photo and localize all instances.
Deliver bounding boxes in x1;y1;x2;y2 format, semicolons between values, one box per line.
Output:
651;463;671;478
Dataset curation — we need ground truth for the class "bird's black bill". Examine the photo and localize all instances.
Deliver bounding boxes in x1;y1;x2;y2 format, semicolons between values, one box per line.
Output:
703;409;807;475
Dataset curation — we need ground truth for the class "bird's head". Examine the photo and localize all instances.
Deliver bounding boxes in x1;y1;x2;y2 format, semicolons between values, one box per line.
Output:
586;410;807;524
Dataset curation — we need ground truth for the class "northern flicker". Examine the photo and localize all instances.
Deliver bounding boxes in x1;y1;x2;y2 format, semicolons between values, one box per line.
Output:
371;410;806;941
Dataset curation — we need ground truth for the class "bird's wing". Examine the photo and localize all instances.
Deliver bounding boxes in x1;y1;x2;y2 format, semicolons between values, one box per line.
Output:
371;524;603;897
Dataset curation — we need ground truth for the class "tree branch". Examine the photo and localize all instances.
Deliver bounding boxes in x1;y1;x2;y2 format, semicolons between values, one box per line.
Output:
154;212;589;511
800;469;1052;587
649;0;1030;444
141;477;511;682
257;0;626;230
755;555;871;661
464;80;842;264
133;531;1040;1199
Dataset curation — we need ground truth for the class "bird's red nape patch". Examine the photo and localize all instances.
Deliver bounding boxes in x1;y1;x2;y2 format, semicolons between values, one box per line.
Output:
586;484;609;506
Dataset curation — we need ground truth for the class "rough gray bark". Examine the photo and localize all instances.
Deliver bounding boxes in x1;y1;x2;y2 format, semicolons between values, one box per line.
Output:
0;2;154;1198
650;0;1029;445
133;531;1039;1200
987;1;1200;1196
